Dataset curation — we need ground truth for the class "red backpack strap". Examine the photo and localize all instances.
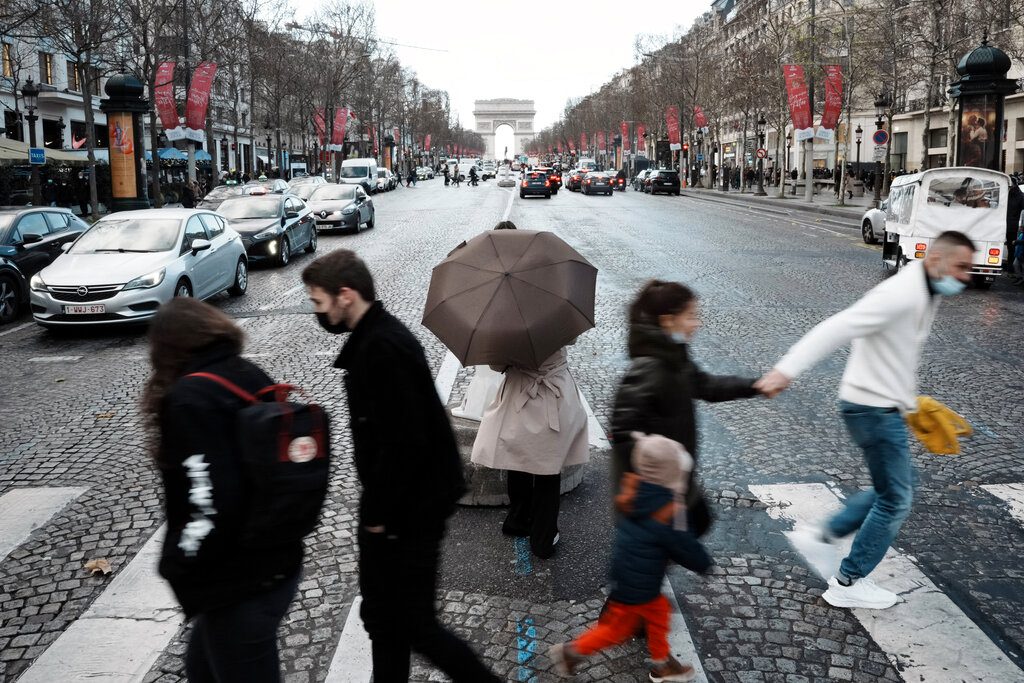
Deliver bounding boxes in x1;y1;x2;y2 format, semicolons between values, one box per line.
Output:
186;372;258;404
255;383;298;403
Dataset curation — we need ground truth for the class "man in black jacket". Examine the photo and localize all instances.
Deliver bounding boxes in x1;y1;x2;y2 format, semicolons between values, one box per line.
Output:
302;250;499;683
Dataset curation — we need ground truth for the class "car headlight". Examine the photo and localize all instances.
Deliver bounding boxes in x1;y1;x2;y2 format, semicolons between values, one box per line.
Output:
30;273;47;292
124;268;166;291
254;228;278;240
341;206;357;215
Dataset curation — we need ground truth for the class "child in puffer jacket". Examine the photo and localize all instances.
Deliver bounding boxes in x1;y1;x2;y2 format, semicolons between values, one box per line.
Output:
548;433;712;682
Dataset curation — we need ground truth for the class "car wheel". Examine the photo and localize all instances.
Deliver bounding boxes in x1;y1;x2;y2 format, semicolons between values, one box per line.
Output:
175;278;193;298
229;258;248;296
520;192;525;198
306;227;318;253
675;190;680;196
545;193;551;199
277;236;291;267
862;220;877;244
0;273;21;325
366;211;375;229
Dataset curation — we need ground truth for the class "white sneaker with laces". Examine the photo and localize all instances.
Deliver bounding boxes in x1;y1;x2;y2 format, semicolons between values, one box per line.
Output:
822;576;898;609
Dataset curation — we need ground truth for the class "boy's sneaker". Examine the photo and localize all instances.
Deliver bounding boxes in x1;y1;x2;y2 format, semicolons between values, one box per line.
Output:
548;642;583;677
649;655;696;682
822;576;898;609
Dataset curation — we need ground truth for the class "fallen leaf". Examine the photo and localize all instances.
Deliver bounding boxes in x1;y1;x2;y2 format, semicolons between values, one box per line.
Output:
55;378;66;383
94;412;115;420
84;558;112;576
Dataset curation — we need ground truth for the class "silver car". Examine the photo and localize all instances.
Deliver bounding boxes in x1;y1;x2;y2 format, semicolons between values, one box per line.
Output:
861;199;887;244
306;184;375;234
30;209;248;328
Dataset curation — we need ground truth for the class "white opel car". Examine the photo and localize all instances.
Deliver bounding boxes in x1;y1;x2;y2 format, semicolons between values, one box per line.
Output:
30;209;248;328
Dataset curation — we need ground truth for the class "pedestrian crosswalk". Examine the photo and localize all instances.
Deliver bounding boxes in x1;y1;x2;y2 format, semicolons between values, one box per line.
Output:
5;479;1024;681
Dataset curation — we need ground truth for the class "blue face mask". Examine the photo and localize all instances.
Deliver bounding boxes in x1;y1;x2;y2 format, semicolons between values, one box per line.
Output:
669;332;689;344
933;276;966;296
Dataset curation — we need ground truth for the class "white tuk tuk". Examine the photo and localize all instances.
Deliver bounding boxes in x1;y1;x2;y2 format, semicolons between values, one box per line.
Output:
881;167;1007;288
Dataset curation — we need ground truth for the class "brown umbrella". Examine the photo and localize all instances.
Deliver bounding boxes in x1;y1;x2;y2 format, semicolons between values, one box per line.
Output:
423;230;597;369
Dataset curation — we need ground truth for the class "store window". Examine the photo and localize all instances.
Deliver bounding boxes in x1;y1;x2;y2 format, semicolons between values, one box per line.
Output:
39;52;53;84
928;128;948;149
1;43;13;78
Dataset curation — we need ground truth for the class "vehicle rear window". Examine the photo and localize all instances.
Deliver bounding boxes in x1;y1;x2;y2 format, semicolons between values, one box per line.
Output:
657;171;679;178
528;173;545;179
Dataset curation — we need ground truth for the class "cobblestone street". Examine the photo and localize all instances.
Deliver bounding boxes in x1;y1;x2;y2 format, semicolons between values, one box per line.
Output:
1;178;1023;683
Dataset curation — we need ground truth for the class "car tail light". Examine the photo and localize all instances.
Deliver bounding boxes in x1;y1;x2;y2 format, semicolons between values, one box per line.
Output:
988;256;1000;264
915;251;926;259
915;243;927;251
521;180;527;187
544;180;550;187
988;248;1001;256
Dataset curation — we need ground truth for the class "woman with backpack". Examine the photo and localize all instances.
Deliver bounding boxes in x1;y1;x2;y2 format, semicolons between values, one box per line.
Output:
143;298;302;682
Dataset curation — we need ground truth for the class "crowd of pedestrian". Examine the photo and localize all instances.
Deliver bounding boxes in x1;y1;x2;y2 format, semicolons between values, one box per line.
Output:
142;215;980;681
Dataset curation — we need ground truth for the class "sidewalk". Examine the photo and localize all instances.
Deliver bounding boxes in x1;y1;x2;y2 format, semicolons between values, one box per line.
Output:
681;183;878;222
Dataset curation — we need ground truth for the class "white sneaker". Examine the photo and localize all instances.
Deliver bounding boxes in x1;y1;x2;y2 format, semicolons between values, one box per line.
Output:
822;576;898;609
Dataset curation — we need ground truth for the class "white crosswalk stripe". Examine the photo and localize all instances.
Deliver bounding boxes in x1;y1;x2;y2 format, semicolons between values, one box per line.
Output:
0;487;88;561
749;482;1022;682
980;483;1024;525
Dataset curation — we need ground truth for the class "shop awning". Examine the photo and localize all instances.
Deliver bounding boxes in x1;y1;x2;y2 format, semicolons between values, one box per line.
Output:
256;154;268;163
195;149;212;161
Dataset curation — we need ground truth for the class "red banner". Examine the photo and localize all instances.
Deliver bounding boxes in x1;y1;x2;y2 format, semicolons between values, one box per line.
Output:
819;65;844;141
331;108;347;148
154;62;179;135
783;64;814;139
694;106;708;129
371;126;378;154
184;62;217;140
424;133;431;150
597;131;606;151
665;105;681;148
313;109;326;145
621;122;629;152
637;124;646;151
580;132;588;151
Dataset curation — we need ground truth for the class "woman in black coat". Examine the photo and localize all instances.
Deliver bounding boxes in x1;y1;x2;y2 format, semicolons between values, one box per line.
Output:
142;298;301;682
611;280;761;535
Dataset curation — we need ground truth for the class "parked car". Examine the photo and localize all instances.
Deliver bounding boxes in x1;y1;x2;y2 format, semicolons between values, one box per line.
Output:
306;184;375;233
648;169;681;195
0;207;89;282
242;179;289;195
217;194;316;267
565;168;588;192
520;171;552;199
197;184;246;209
30;209;248;328
481;162;497;180
535;167;561;193
860;199;887;244
0;256;28;325
416;166;435;180
377;168;397;192
582;172;613;196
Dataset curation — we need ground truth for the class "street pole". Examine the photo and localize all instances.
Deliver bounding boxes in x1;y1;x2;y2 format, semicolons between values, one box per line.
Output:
805;0;816;203
855;125;862;176
181;0;196;184
755;113;767;196
21;78;41;206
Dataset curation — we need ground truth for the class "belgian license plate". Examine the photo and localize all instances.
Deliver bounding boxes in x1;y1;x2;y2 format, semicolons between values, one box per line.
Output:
63;304;105;314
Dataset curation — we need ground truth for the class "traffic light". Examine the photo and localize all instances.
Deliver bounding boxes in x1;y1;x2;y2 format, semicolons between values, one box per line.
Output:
682;143;689;153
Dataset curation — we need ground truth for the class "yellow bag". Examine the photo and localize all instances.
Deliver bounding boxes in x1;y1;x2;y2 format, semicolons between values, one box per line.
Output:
905;396;973;455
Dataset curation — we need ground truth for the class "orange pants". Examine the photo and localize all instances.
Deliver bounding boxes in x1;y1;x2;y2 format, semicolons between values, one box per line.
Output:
572;595;670;661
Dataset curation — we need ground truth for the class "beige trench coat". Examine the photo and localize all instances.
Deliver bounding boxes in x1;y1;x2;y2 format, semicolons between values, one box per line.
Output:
470;348;589;476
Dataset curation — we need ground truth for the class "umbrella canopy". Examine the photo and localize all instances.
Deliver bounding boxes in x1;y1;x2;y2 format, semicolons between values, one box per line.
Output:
423;229;597;369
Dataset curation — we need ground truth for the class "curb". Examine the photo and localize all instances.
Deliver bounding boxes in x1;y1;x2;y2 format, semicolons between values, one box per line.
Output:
681;188;868;222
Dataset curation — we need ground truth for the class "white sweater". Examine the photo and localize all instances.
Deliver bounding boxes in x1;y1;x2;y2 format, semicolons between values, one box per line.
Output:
775;261;938;412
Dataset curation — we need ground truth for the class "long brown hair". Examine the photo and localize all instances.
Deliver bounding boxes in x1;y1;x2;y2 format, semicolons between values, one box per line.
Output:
142;298;244;417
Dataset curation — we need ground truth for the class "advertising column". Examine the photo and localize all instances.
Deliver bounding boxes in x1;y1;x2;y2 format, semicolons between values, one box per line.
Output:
99;72;151;211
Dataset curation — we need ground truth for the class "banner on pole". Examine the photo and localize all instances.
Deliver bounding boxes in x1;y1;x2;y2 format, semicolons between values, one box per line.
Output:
184;62;217;142
666;105;681;150
621;121;629;152
636;124;646;152
783;64;814;141
313;109;326;146
817;65;844;142
694;105;708;130
424;133;431;150
154;62;184;141
580;132;587;152
597;131;605;152
328;108;347;151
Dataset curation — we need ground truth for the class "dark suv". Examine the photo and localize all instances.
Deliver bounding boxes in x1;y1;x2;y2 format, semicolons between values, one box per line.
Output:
535;166;561;193
520;171;552;199
648;169;681;195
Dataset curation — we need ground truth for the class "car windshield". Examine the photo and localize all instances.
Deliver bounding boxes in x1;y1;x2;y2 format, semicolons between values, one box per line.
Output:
292;185;318;200
217;197;282;219
340;166;370;179
71;218;181;253
204;186;243;200
378;170;387;177
658;171;678;178
310;185;357;201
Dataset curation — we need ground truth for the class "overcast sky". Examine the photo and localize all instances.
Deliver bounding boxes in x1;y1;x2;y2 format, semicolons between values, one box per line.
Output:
296;0;709;133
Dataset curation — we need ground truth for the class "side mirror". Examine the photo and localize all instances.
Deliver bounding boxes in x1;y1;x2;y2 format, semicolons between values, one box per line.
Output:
61;242;72;253
285;210;299;219
190;238;212;254
22;233;43;245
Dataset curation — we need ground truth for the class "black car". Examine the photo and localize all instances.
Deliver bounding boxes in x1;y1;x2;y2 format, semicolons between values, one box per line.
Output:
582;172;613;196
242;179;290;195
216;194;316;267
535;166;561;193
0;256;28;325
648;169;681;195
520;171;552;199
565;168;588;192
0;207;88;281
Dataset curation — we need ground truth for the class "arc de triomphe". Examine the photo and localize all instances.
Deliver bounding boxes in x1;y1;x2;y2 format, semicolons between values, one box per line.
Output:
473;99;535;160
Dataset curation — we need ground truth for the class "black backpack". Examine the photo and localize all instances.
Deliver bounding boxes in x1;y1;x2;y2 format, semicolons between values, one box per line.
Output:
187;372;331;549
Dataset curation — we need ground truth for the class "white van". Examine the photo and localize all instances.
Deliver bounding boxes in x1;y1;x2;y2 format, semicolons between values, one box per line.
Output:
340;158;379;194
879;167;1007;288
578;157;598;171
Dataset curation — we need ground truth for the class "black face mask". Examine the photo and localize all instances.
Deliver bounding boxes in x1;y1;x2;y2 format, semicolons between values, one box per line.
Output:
316;311;350;335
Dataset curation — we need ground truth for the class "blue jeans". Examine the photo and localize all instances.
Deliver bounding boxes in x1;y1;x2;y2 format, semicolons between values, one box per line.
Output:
826;401;916;581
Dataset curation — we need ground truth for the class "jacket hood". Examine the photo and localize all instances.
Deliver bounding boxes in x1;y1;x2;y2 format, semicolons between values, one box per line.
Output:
615;473;675;522
627;323;688;366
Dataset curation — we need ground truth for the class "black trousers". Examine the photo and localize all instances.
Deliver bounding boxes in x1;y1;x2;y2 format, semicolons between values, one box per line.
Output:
505;470;561;558
185;572;299;683
358;522;499;683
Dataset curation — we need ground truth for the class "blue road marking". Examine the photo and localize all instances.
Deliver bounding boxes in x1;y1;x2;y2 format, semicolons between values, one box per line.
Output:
514;536;533;576
516;617;537;682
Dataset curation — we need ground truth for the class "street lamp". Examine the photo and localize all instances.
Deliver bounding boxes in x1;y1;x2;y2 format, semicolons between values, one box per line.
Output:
855;124;863;177
786;132;793;195
755;113;767;196
21;77;41;206
873;92;892;208
694;129;704;187
263;120;272;175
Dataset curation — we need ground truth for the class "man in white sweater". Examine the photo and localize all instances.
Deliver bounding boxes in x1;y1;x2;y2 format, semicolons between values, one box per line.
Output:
755;231;976;609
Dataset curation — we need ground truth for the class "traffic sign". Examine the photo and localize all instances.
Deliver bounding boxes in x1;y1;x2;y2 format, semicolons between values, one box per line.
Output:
756;148;768;159
28;147;46;165
872;129;889;146
696;154;704;162
872;146;887;161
